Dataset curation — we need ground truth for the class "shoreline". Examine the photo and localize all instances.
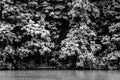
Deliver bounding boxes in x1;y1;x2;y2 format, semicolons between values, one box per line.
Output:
0;67;115;70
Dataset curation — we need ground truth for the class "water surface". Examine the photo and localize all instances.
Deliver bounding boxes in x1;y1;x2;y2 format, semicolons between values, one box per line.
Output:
0;70;119;80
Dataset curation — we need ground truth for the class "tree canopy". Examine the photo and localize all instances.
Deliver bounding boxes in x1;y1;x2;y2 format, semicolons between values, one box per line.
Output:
0;0;120;70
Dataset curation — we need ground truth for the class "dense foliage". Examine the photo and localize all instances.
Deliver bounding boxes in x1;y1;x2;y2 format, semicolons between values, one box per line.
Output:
0;0;120;70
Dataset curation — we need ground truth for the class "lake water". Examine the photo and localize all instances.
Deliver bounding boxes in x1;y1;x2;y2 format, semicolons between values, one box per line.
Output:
0;70;120;80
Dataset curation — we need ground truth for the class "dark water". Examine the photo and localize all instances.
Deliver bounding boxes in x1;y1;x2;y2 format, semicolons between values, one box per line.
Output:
0;70;120;80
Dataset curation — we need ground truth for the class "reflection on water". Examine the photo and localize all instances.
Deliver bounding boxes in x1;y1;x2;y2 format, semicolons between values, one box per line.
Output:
0;70;120;80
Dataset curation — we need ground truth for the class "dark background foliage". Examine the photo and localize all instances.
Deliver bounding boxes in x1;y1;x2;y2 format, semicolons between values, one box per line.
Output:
0;0;120;70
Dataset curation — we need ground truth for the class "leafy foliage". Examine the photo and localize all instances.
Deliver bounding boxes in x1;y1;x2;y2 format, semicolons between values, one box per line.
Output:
0;0;120;70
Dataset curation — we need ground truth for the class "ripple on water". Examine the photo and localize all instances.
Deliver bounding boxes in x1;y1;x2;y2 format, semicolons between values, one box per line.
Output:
0;70;120;80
